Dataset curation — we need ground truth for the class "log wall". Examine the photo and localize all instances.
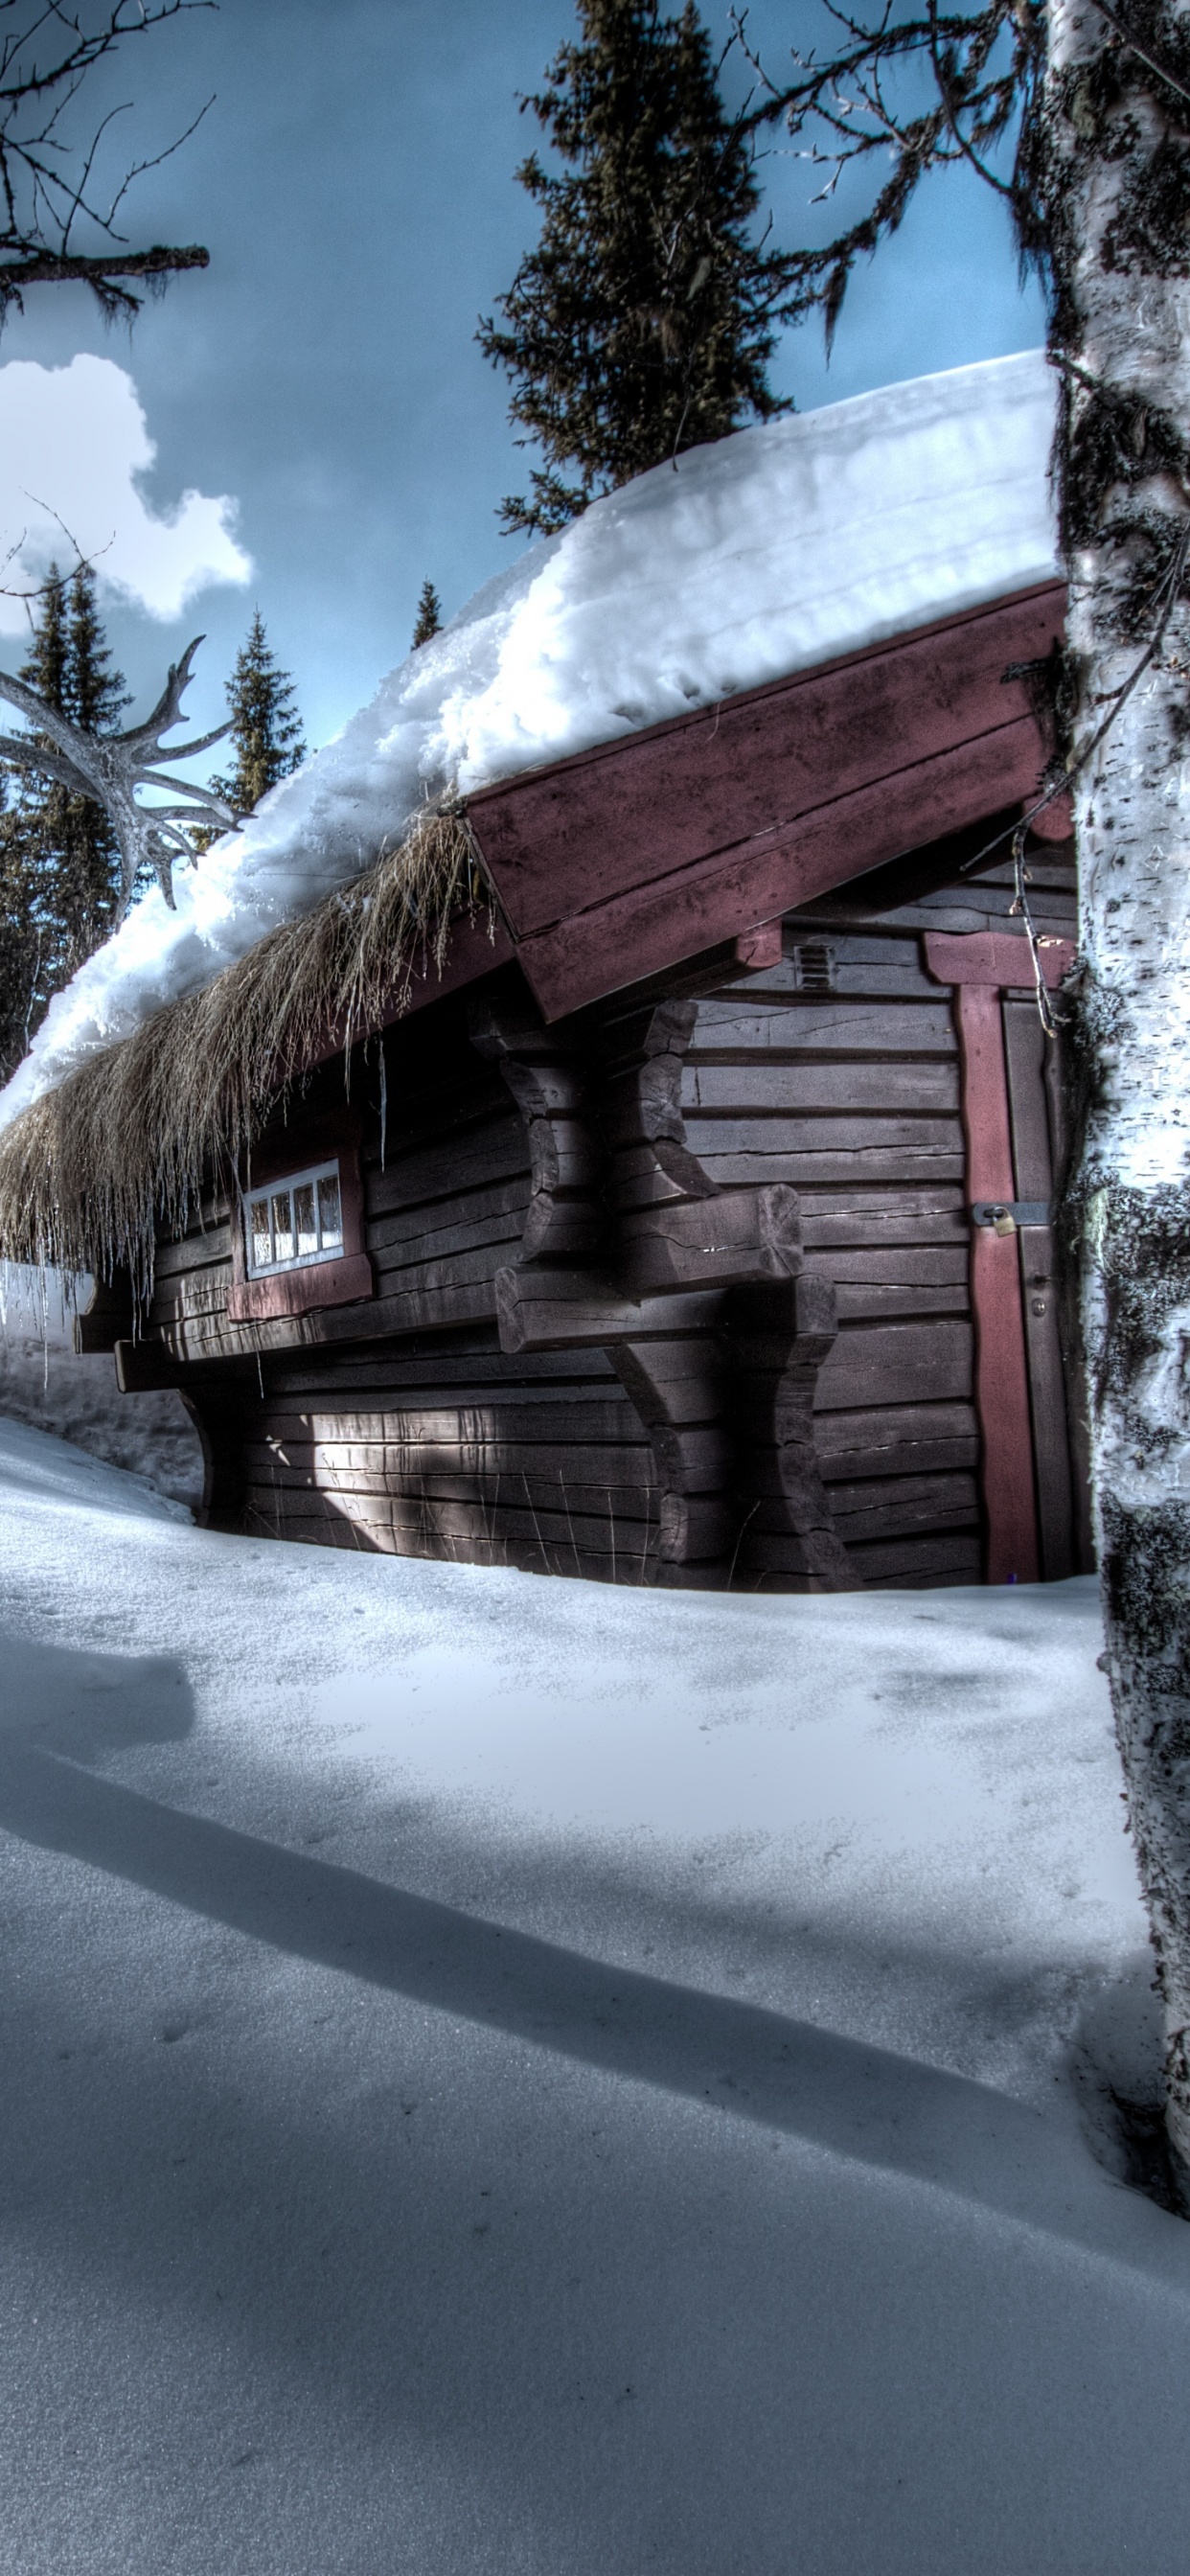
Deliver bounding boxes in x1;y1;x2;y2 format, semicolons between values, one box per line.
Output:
127;835;1083;1592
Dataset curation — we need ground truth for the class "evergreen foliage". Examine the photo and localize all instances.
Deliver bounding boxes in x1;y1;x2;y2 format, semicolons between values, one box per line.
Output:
412;580;443;648
207;610;305;818
0;564;129;1079
478;0;799;536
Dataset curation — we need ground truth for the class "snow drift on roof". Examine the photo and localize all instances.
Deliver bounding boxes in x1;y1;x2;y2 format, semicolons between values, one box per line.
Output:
0;347;1057;1125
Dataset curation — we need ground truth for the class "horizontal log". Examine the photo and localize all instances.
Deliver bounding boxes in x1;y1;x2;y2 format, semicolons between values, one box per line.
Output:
695;1148;966;1188
690;999;957;1054
814;1319;973;1411
370;1239;520;1295
252;1400;649;1446
682;1061;959;1114
250;1463;659;1515
366;1117;530;1216
153;1224;234;1279
683;1112;962;1153
366;1178;531;1257
802;1247;969;1285
842;1531;982;1581
798;1200;967;1249
245;1485;654;1552
820;1434;978;1484
812;1398;975;1453
824;1476;979;1544
247;1431;653;1474
831;1282;969;1321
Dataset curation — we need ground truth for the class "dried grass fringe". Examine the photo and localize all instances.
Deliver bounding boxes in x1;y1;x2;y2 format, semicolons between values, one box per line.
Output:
0;801;486;1299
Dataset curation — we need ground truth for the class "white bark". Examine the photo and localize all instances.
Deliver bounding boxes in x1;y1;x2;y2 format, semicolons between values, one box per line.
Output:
1048;0;1190;2186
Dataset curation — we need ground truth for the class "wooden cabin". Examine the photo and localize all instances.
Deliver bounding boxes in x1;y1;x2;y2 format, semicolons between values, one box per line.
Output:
80;573;1091;1593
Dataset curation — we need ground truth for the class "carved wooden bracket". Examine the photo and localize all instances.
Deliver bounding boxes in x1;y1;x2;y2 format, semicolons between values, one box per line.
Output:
469;986;850;1590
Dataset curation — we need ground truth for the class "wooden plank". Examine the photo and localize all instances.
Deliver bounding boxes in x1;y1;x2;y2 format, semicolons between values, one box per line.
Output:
366;1117;530;1216
469;586;1064;935
802;1247;968;1286
153;1226;234;1278
823;1471;979;1543
681;1113;963;1154
944;977;1040;1585
253;1401;647;1445
690;999;958;1054
819;1432;979;1484
1002;996;1077;1581
841;1531;983;1581
696;1150;967;1189
831;1282;969;1322
798;1196;967;1248
248;1487;652;1552
366;1179;530;1256
682;1060;959;1114
813;1398;976;1454
814;1320;973;1411
248;1440;654;1486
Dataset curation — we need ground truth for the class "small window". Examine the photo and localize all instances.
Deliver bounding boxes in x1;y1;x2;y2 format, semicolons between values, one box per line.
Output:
244;1160;345;1277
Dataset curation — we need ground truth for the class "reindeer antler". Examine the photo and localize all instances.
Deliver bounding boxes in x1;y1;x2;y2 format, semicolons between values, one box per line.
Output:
0;634;239;912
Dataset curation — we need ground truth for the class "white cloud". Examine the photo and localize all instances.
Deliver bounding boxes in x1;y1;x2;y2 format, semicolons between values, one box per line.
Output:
0;354;250;633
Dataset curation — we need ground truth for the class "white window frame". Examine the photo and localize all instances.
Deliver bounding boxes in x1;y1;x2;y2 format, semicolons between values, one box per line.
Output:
243;1159;345;1279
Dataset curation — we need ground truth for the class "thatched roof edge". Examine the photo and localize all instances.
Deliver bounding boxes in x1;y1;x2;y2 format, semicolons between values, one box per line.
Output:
0;802;486;1295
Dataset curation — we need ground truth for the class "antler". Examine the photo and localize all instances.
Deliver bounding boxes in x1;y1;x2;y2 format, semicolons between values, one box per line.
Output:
0;635;239;912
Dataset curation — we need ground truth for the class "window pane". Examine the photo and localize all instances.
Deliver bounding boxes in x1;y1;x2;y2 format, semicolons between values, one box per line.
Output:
249;1196;271;1271
271;1191;294;1265
318;1172;342;1250
293;1182;317;1258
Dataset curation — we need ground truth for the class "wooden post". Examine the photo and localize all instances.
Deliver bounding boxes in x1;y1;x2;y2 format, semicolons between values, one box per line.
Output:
924;932;1074;1586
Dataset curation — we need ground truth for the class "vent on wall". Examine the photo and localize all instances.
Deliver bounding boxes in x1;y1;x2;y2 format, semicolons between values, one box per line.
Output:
789;939;835;993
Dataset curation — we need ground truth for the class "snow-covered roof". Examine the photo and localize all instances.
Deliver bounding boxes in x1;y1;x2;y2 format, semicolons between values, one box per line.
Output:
0;347;1057;1128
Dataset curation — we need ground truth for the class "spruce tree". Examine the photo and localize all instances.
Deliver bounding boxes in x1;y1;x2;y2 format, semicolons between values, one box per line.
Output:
477;0;798;536
208;611;305;818
0;782;44;1083
0;563;131;1070
412;580;443;648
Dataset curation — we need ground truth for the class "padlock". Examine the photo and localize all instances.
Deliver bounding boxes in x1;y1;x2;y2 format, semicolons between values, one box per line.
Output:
993;1208;1017;1237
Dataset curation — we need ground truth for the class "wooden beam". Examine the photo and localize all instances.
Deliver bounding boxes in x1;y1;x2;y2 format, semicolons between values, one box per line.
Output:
924;932;1074;1586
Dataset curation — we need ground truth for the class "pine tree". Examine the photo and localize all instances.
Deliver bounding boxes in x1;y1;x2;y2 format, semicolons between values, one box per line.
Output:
412;580;443;648
0;782;44;1083
477;0;798;536
0;564;130;1058
208;610;305;817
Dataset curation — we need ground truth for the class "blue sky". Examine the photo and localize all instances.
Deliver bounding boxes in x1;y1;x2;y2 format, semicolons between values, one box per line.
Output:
0;0;1045;763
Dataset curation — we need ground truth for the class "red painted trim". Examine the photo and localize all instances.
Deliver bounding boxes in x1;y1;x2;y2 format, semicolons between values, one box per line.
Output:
924;935;1051;1585
227;1107;373;1322
519;713;1046;1022
228;1251;375;1323
469;585;1066;940
924;932;1075;989
734;920;784;970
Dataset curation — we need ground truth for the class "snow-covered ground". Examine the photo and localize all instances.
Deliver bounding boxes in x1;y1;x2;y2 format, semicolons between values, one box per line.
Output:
3;1418;1189;2575
0;350;1058;1126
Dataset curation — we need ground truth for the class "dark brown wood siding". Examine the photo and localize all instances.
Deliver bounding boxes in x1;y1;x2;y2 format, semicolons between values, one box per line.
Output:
140;835;1083;1593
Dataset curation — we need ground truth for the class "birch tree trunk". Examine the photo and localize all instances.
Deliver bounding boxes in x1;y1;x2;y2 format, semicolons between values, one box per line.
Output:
1044;0;1190;2196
